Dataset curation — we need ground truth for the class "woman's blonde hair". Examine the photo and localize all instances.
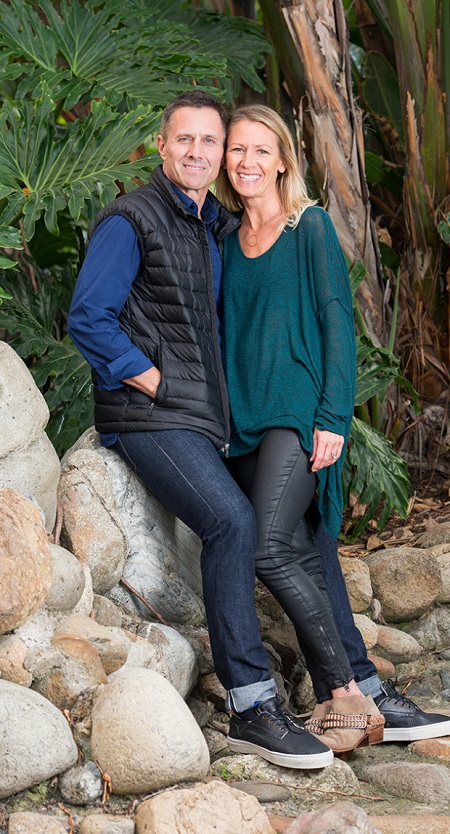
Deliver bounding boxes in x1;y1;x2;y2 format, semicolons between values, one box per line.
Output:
217;104;315;227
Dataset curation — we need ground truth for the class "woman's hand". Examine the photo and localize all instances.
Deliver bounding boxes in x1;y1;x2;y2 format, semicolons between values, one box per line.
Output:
310;428;344;472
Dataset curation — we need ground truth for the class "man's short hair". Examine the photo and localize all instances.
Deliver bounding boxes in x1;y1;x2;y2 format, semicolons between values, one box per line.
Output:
160;90;229;140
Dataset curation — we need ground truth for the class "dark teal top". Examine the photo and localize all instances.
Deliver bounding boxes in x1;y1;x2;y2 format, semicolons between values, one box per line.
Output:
221;205;356;538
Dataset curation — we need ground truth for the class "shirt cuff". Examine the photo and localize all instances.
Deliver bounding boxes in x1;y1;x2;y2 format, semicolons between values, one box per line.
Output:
104;348;153;385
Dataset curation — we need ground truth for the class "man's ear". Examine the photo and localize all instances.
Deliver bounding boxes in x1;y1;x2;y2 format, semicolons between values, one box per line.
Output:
157;134;165;159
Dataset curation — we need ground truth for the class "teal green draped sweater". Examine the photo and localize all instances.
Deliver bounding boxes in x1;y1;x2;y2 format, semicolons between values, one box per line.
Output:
221;205;356;538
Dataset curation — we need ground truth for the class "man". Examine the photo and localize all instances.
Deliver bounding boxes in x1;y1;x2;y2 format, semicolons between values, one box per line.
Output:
68;90;450;759
67;89;333;771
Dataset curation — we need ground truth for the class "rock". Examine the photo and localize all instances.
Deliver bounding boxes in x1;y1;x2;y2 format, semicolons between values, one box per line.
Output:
8;812;68;834
93;594;123;627
202;725;228;755
62;428;205;623
200;671;227;708
0;634;32;686
90;668;210;794
358;762;450;804
0;679;78;799
15;562;94;650
434;547;450;603
45;544;86;611
415;522;450;548
176;625;215;675
187;692;211;728
406;606;450;650
284;801;381;834
135;780;275;834
353;614;379;650
232;781;291;802
0;341;60;531
410;736;450;764
373;624;423;663
0;488;53;634
339;556;373;613
261;622;302;680
59;447;128;593
78;817;135;834
58;761;103;805
29;634;107;709
56;612;130;675
370;814;450;833
364;547;441;622
123;623;198;698
367;653;396;679
210;754;359;795
292;670;315;712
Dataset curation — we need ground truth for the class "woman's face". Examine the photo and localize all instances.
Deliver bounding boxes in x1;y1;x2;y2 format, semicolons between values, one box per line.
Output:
225;120;286;201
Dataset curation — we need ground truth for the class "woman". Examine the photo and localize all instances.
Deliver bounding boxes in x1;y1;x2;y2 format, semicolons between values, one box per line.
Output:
218;104;383;754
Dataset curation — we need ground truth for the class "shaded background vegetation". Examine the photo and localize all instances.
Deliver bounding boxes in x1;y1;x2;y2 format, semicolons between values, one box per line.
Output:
0;0;448;539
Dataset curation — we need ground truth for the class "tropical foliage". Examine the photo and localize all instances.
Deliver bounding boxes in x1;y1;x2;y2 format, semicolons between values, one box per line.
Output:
1;0;446;540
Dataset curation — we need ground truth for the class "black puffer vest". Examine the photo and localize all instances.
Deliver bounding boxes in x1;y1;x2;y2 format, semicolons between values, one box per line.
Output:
90;166;239;450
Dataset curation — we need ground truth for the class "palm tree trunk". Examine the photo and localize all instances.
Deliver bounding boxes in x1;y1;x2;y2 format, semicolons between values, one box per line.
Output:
264;0;385;340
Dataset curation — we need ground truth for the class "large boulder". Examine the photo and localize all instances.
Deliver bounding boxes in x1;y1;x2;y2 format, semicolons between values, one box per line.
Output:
0;488;53;634
364;547;441;622
90;668;210;794
0;679;78;799
60;428;205;623
0;341;60;531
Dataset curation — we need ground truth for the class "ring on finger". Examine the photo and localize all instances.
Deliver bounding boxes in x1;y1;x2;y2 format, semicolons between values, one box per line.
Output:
330;452;337;459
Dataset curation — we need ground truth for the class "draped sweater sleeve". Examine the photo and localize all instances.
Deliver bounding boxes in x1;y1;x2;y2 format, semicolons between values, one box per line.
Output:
221;205;356;539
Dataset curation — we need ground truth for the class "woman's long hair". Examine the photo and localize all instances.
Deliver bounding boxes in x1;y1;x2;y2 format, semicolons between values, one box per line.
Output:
217;104;315;228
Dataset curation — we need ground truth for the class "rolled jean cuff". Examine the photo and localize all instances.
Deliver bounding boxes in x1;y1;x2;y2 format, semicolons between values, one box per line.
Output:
226;678;277;712
356;673;383;699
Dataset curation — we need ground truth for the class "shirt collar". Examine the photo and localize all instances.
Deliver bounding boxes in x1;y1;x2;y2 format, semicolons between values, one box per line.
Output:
167;176;219;226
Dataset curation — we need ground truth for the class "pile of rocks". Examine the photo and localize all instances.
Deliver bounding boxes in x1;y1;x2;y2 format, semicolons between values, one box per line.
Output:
1;340;450;834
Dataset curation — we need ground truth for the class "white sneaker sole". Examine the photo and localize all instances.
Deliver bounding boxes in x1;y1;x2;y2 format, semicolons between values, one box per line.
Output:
227;737;334;769
383;720;450;742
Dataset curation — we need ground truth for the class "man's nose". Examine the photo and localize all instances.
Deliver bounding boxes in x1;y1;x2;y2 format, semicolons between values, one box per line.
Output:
188;138;203;157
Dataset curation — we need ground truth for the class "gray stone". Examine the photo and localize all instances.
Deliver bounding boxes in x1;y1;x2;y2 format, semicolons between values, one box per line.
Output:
0;341;60;531
0;679;78;799
358;762;450;804
0;488;53;634
374;624;423;663
30;633;108;710
45;543;86;611
210;754;359;795
202;725;228;755
406;606;450;650
364;547;441;622
93;594;123;627
232;780;291;802
59;446;128;593
63;429;205;624
91;668;210;794
353;614;379;650
123;622;198;698
58;761;103;805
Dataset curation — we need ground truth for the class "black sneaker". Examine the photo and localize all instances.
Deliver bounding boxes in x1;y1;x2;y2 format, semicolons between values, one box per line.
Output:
228;695;333;769
374;679;450;742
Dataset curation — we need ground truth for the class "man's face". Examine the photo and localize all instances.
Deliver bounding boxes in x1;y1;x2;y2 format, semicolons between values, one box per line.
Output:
157;107;225;202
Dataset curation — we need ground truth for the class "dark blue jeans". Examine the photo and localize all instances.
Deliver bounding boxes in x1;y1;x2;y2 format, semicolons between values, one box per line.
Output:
112;429;276;711
309;499;378;688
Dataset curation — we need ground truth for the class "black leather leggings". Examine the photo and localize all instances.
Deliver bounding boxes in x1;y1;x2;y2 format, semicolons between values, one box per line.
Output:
228;428;354;699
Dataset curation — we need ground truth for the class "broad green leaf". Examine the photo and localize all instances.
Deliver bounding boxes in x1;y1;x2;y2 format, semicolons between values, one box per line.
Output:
437;215;450;245
0;286;12;300
0;225;23;249
355;334;418;408
364;150;403;199
341;417;410;540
